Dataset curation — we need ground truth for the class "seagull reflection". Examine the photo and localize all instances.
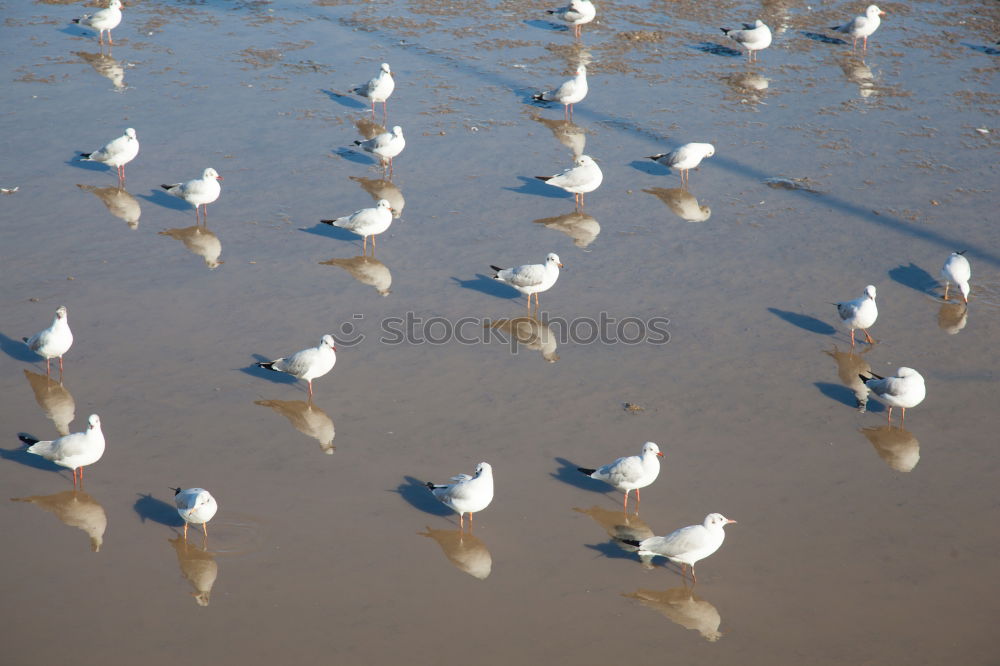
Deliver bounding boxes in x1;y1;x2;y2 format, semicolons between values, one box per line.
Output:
254;399;336;454
23;369;75;436
624;585;723;642
349;175;404;219
574;506;655;555
838;55;877;98
722;71;769;104
11;490;107;552
643;188;711;222
319;256;392;296
77;184;141;229
159;226;223;269
74;51;125;90
937;302;968;335
169;535;218;606
860;425;920;472
823;345;872;410
528;111;586;157
355;117;386;141
532;210;600;248
417;526;492;579
485;315;559;362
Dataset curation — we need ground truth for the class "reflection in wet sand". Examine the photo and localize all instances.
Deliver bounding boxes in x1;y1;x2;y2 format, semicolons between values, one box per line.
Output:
528;111;586;157
77;184;141;229
485;315;559;362
417;526;492;579
722;71;769;105
159;225;223;269
838;55;877;98
11;490;107;552
74;51;125;90
823;345;871;410
574;506;655;549
532;209;600;248
643;188;711;222
354;117;386;141
350;176;405;219
937;302;968;335
169;535;218;606
319;256;392;296
254;399;336;454
861;426;920;472
23;369;75;436
624;586;723;642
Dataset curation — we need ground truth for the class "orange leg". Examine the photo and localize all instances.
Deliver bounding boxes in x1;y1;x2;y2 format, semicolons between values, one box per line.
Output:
183;523;189;540
850;329;857;347
887;406;893;425
307;379;314;398
862;329;875;344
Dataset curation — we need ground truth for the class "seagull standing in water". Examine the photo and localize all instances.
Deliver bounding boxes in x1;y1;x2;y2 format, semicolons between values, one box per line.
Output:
720;19;772;62
835;285;878;347
547;0;596;38
72;0;123;45
533;66;588;120
578;441;664;512
491;253;563;309
351;63;394;120
860;367;926;427
830;4;886;52
172;487;218;540
536;154;603;209
647;143;715;187
425;462;494;530
24;306;74;378
941;251;971;303
19;414;105;487
80;127;139;185
162;167;223;224
321;199;393;255
620;513;737;583
256;335;337;399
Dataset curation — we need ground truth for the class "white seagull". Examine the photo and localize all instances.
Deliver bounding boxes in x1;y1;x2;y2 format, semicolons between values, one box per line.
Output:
860;367;926;427
578;441;664;512
162;167;223;224
172;487;218;540
941;251;971;303
830;4;886;51
321;199;393;255
533;65;588;120
23;306;74;378
351;63;395;118
547;0;596;38
720;19;772;62
620;513;737;583
426;462;494;529
256;335;337;399
353;125;405;175
536;153;603;209
491;252;563;309
647;143;715;186
80;128;139;185
19;414;105;487
835;285;878;347
72;0;123;45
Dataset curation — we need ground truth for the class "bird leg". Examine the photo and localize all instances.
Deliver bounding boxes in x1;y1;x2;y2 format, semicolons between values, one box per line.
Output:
622;490;630;512
307;380;314;399
59;356;65;379
862;329;875;345
943;283;950;300
691;566;698;584
202;523;209;538
850;329;857;347
887;406;893;425
635;488;641;507
900;408;906;427
183;523;189;540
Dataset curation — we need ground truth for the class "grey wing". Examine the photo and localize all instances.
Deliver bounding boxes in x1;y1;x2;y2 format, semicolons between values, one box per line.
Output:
870;376;907;398
667;146;692;167
278;347;318;375
837;301;856;320
645;525;705;557
49;432;89;459
502;263;546;287
175;491;199;512
600;455;643;485
449;473;473;483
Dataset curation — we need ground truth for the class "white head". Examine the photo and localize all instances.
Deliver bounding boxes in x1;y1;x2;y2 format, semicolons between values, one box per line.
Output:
576;154;596;167
702;143;716;158
896;367;922;380
703;513;737;529
88;414;101;430
203;167;222;181
754;19;766;28
380;63;391;74
546;252;564;268
376;199;392;211
124;128;137;139
321;335;337;351
391;125;403;137
109;0;123;9
641;441;664;458
576;65;587;76
864;285;877;299
867;5;885;17
55;306;68;320
475;462;493;477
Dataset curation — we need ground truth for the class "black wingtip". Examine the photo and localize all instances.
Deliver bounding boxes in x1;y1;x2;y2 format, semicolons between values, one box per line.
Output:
72;18;81;24
256;361;276;371
170;487;181;495
21;337;29;343
17;433;39;446
618;538;642;547
160;184;172;190
80;152;92;159
424;481;435;490
546;9;555;15
489;265;504;272
647;154;664;161
531;92;544;101
957;250;967;255
352;140;362;146
535;176;551;182
577;467;596;476
720;27;731;35
320;220;334;225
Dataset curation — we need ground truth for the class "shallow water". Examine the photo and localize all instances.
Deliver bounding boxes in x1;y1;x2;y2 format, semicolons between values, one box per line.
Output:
1;0;999;663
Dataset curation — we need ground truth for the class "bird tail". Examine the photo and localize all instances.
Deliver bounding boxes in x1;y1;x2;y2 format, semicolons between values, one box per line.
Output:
577;467;597;476
161;184;178;191
618;538;642;547
720;27;732;35
80;152;94;161
425;482;446;491
256;361;277;372
171;487;182;495
320;218;345;228
535;176;552;182
532;92;546;102
646;154;665;161
352;140;363;147
72;18;82;24
490;265;505;279
18;433;40;447
21;337;29;344
546;9;555;15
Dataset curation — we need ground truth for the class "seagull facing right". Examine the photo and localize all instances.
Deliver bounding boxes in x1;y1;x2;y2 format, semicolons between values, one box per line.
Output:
351;63;395;119
860;367;926;426
80;128;139;185
353;125;405;175
647;143;715;186
830;4;886;51
532;65;589;120
171;487;218;540
720;19;772;62
941;251;971;303
546;0;596;38
72;0;123;45
536;154;603;209
835;285;878;347
425;462;494;529
162;167;223;224
491;252;563;309
321;199;393;255
256;335;337;399
18;414;105;487
619;513;737;583
578;441;664;512
24;306;74;378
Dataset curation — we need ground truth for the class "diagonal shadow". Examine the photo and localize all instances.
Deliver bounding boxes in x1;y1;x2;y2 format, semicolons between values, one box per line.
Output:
768;308;836;334
134;492;185;526
395;476;453;517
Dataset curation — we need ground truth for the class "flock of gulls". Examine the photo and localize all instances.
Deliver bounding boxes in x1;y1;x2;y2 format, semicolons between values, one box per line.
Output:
10;0;980;593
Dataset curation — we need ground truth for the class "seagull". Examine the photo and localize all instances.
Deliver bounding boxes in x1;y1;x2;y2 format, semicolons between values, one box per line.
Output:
72;0;123;45
720;19;772;62
23;306;74;378
425;462;494;529
647;143;715;187
536;154;603;209
353;125;405;175
80;128;138;185
18;414;105;487
171;487;218;540
619;513;737;583
546;0;596;38
941;251;971;303
835;285;878;347
256;335;337;399
533;65;588;120
860;367;926;427
321;199;393;255
830;4;886;51
162;167;223;224
351;63;394;119
578;441;664;512
491;252;563;309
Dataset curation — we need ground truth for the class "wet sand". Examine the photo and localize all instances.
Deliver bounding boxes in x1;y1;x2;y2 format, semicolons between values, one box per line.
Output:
1;0;999;664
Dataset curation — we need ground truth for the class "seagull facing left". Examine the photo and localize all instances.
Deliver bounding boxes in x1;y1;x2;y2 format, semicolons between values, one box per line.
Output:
80;128;139;185
256;335;337;399
619;513;737;583
19;414;105;487
72;0;123;45
23;306;74;378
171;487;218;540
425;462;494;529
